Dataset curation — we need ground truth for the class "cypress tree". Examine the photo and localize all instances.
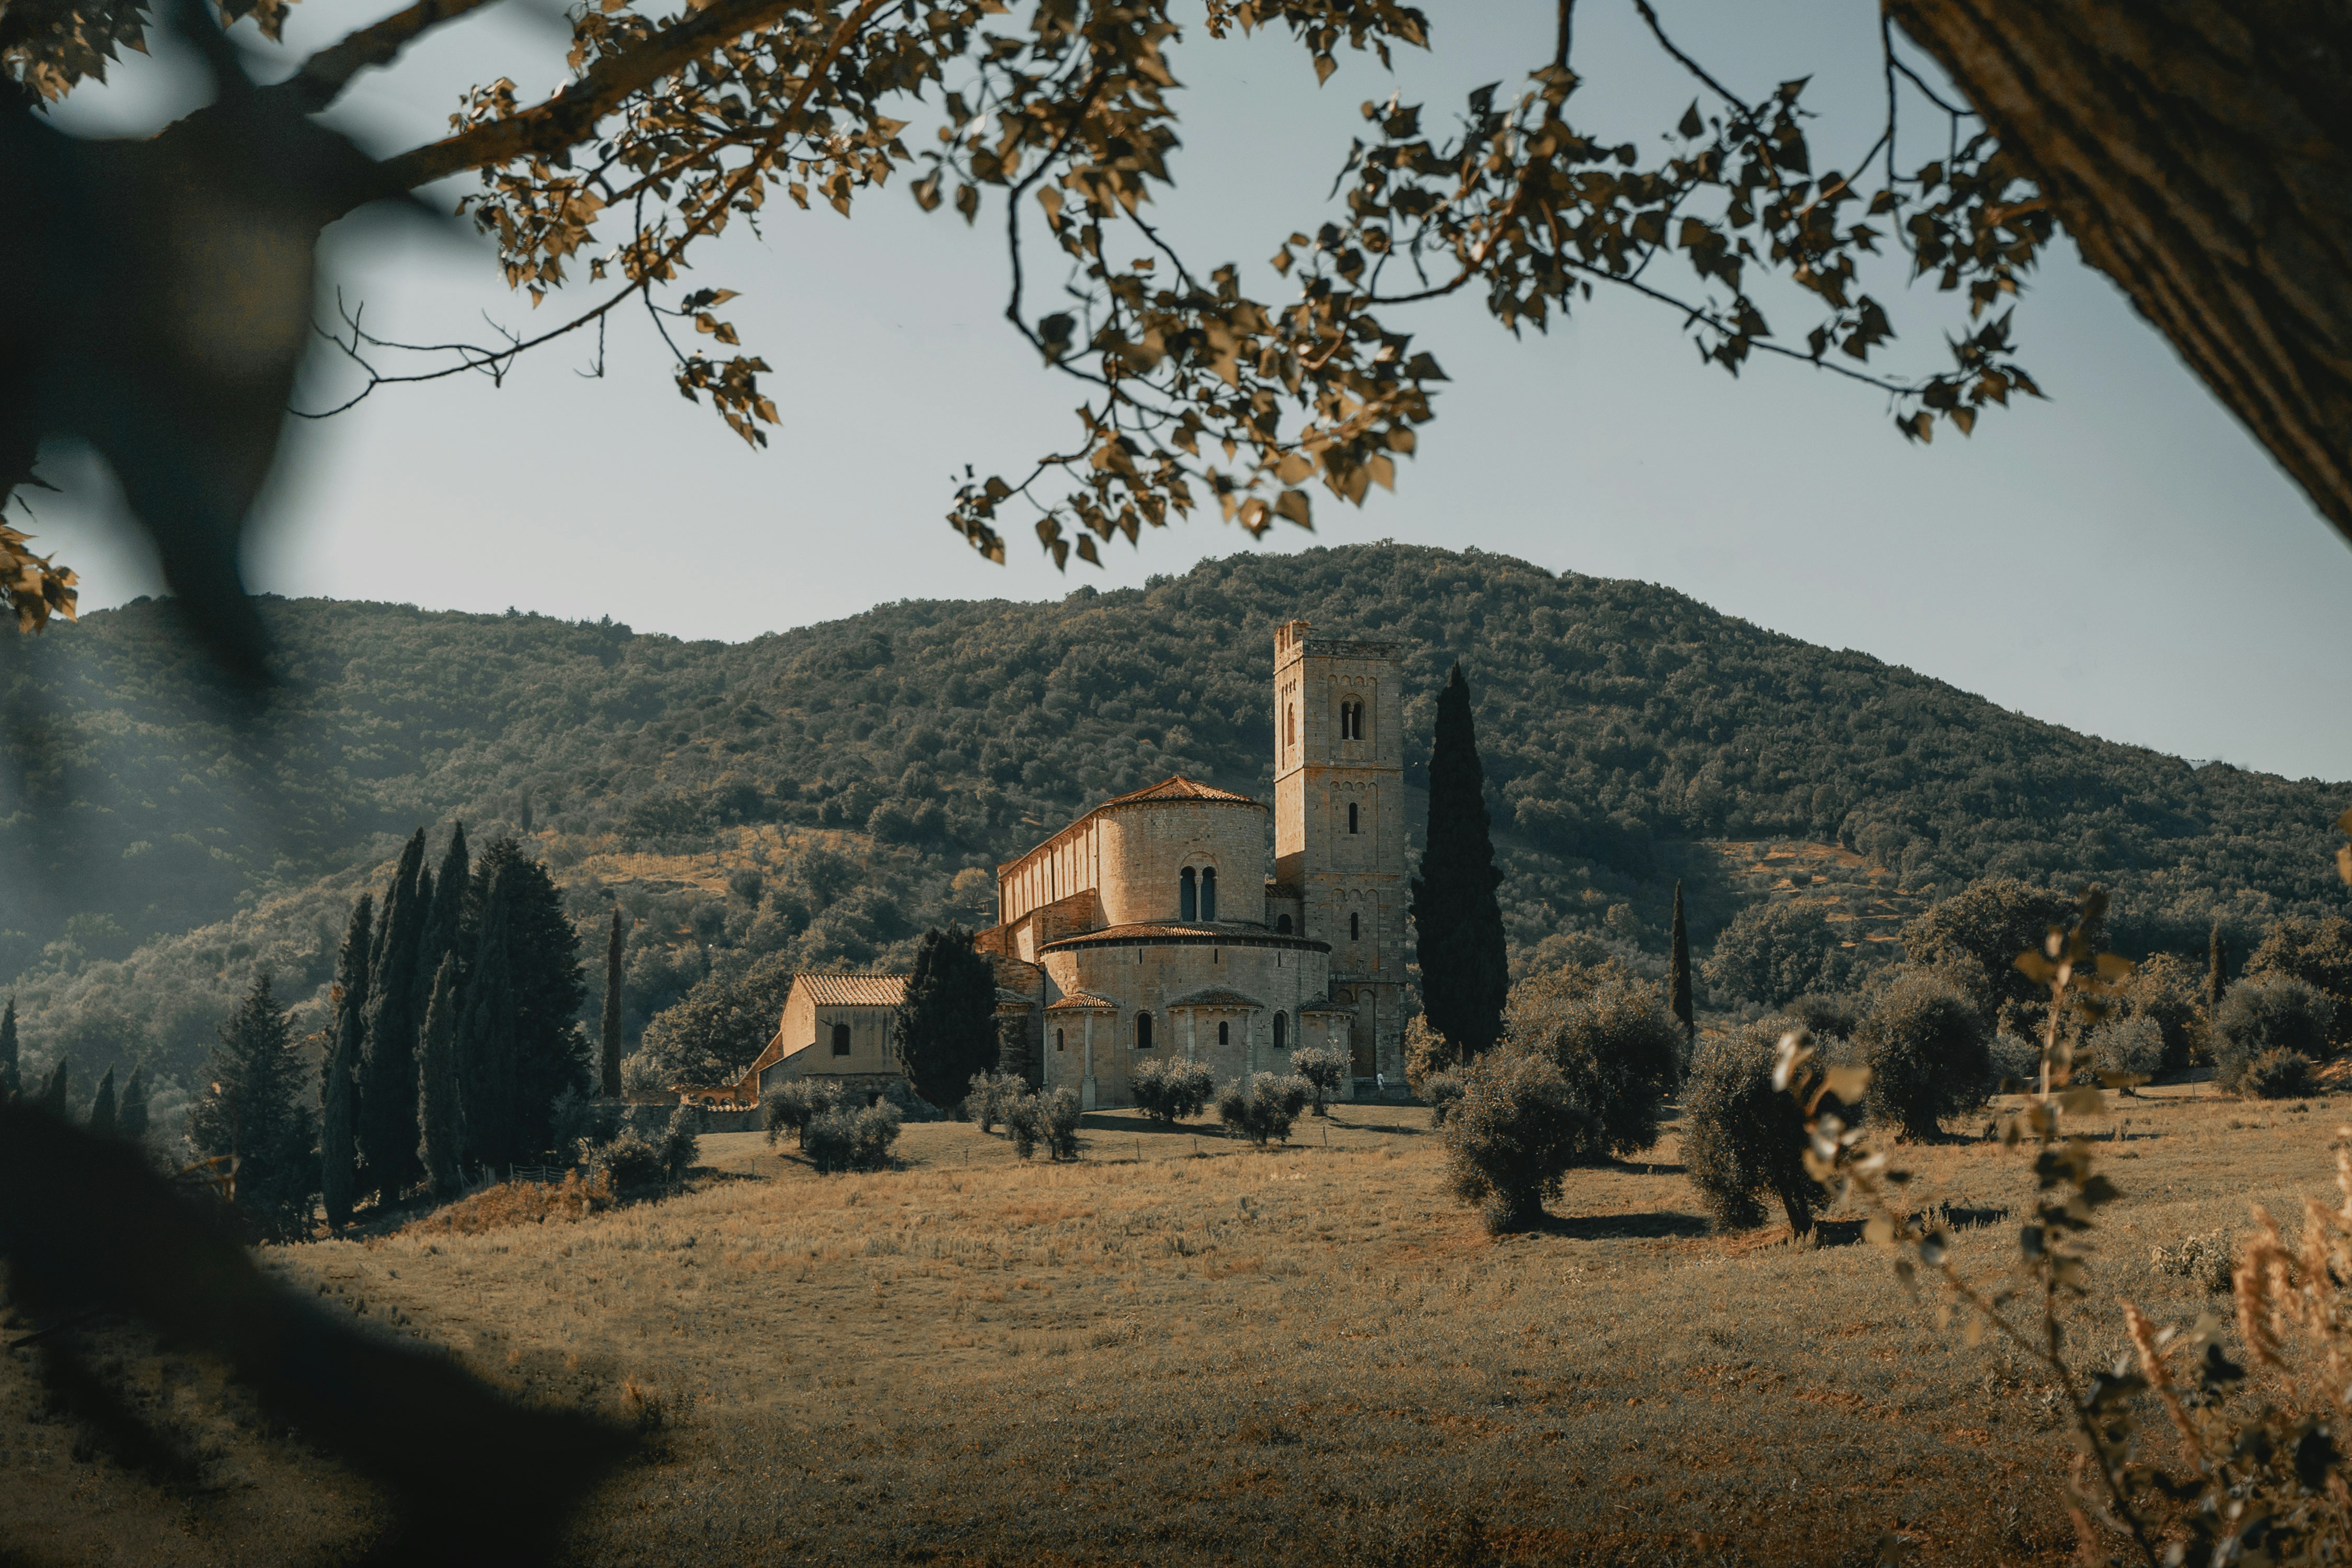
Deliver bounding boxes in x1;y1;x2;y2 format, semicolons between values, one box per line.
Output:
88;1064;117;1137
892;923;998;1109
40;1057;68;1119
467;838;587;1160
417;824;469;1018
601;908;626;1098
1669;880;1695;1044
418;954;465;1194
191;976;319;1242
360;829;430;1201
119;1062;151;1142
1;996;17;1100
2208;921;2230;1016
458;860;520;1171
321;894;373;1230
1408;663;1508;1060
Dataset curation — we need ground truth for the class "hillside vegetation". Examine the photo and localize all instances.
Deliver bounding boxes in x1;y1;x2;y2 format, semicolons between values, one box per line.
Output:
2;544;2342;1093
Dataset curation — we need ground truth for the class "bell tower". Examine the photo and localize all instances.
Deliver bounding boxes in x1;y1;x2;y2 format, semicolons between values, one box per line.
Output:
1272;620;1406;1086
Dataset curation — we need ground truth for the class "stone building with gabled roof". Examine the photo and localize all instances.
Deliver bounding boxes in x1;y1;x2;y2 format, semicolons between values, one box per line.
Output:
743;622;1409;1112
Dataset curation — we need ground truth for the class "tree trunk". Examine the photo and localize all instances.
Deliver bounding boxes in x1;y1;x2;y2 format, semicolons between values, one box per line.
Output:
1888;0;2352;546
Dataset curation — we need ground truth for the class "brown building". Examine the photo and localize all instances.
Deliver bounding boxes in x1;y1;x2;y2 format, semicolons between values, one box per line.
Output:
745;621;1409;1111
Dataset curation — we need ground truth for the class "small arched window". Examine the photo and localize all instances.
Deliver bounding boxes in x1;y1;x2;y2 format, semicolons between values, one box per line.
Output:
1217;1020;1229;1046
1285;704;1296;753
1347;801;1359;835
1273;1012;1287;1052
1055;1028;1066;1053
1276;913;1293;934
1179;865;1197;921
1136;1011;1154;1051
1201;867;1218;921
831;1022;851;1057
1350;910;1361;941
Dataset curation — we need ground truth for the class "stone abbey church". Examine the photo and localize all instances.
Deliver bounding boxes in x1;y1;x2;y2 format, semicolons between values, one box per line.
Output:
744;621;1407;1109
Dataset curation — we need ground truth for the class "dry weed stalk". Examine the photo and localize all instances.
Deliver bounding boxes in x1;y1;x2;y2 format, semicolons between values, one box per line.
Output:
1784;888;2351;1565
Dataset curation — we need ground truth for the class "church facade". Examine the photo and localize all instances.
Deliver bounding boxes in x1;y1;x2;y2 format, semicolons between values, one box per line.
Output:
742;620;1409;1111
977;620;1409;1108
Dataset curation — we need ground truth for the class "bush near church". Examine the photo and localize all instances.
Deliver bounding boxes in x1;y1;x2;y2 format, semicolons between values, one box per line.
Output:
2213;975;2335;1097
1131;1058;1214;1124
1684;1022;1830;1237
1855;970;1990;1139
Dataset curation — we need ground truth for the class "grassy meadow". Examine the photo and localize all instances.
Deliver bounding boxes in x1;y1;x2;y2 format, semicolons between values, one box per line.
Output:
6;1084;2346;1567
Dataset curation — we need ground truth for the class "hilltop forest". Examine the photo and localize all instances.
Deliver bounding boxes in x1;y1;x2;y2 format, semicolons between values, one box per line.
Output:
1;544;2343;1098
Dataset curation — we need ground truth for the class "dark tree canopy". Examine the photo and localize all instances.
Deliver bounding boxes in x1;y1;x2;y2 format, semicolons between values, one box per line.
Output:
190;974;318;1242
1410;663;1507;1058
359;827;428;1200
1898;877;2090;1029
892;924;997;1110
1704;900;1861;1010
320;892;370;1229
2243;916;2352;1054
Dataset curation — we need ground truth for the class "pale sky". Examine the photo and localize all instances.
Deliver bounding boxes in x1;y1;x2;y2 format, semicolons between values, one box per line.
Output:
29;1;2352;782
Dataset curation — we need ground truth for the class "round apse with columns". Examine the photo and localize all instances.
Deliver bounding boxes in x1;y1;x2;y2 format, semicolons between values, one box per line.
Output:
1089;783;1266;927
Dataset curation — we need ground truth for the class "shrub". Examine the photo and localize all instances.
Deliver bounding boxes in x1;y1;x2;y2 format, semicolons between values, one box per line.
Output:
1682;1023;1825;1236
1986;1031;2042;1094
2151;1231;2238;1293
402;1169;616;1237
2243;915;2352;1054
805;1101;902;1173
1424;1070;1466;1126
1527;977;1681;1163
1130;1057;1215;1124
1216;1073;1311;1147
2114;952;2207;1073
1402;1013;1456;1095
2082;1013;2165;1091
1036;1087;1082;1160
1855;970;1991;1138
1289;1045;1350;1116
2213;976;2335;1093
1702;900;1857;1007
966;1070;1027;1132
1786;993;1862;1040
1438;1049;1590;1233
589;1126;671;1191
1004;1089;1042;1158
658;1104;700;1179
762;1079;838;1146
2242;1047;2316;1100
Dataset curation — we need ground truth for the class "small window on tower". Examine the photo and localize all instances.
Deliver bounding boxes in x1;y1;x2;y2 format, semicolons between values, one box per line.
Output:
1055;1028;1065;1053
1201;867;1218;921
1218;1020;1229;1046
1350;911;1361;941
1136;1011;1154;1051
1347;801;1359;834
1180;865;1197;922
1277;914;1293;934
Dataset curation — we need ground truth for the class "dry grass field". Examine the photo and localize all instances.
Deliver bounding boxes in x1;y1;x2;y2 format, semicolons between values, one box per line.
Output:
6;1085;2347;1567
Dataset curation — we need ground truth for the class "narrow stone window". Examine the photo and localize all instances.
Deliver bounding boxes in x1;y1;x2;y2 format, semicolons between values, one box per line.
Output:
1350;910;1361;941
1218;1020;1229;1046
1055;1028;1065;1053
1201;867;1218;921
1180;865;1197;921
1347;801;1359;835
1136;1011;1154;1051
1273;1011;1287;1052
831;1022;851;1057
1276;914;1293;934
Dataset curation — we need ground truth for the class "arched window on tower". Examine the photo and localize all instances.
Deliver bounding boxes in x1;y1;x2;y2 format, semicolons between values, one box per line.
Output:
1201;867;1218;921
1350;910;1361;941
831;1022;851;1057
1055;1028;1065;1054
1179;865;1197;921
1276;913;1293;934
1136;1011;1154;1051
1286;704;1295;754
1273;1011;1287;1052
1217;1020;1229;1046
1347;801;1359;835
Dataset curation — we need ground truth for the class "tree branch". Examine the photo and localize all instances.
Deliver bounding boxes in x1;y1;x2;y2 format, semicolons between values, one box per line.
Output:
270;0;511;114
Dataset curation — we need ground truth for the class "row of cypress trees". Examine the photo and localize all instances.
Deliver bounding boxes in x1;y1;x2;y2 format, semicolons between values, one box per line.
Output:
1;995;156;1136
319;826;589;1227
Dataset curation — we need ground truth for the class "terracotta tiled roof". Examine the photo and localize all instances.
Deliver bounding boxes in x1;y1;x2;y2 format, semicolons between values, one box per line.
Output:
1165;986;1265;1011
1045;989;1120;1011
792;973;907;1007
1096;775;1259;809
1041;922;1329;953
1299;997;1356;1014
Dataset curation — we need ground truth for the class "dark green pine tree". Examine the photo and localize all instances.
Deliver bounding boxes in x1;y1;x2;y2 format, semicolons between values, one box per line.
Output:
1408;663;1509;1059
1668;880;1695;1045
0;995;17;1101
87;1064;117;1137
892;923;998;1110
118;1062;151;1142
457;863;520;1171
2208;921;2230;1017
418;954;465;1194
321;894;373;1230
39;1057;68;1119
601;908;626;1098
360;829;430;1201
191;975;319;1242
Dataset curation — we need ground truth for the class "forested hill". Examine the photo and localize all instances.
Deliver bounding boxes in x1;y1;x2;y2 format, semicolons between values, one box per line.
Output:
1;543;2343;1082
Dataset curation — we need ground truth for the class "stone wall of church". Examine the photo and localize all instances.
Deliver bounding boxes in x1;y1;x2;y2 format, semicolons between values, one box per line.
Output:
1036;935;1330;1106
1093;801;1269;928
